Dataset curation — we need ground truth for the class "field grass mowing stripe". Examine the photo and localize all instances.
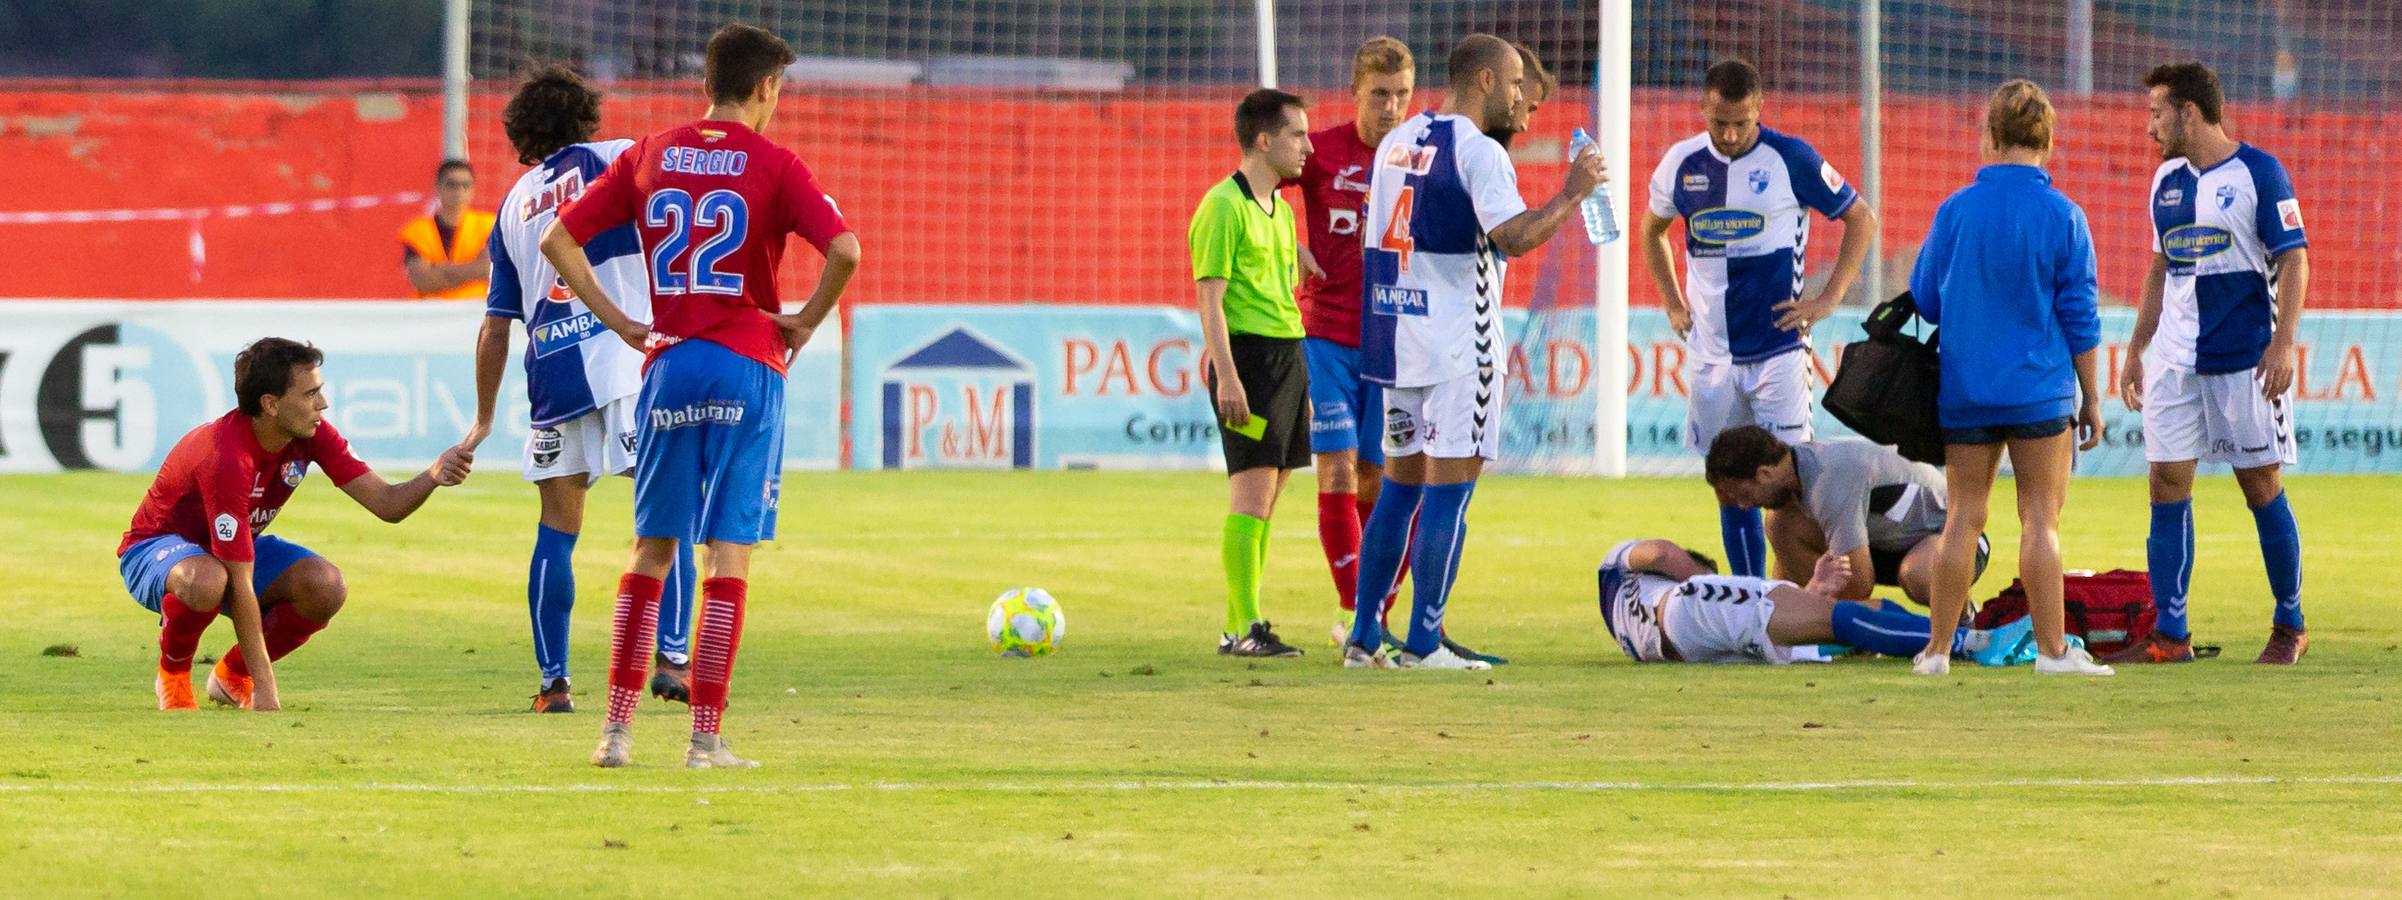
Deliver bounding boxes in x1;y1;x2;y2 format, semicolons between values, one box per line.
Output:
4;774;2398;795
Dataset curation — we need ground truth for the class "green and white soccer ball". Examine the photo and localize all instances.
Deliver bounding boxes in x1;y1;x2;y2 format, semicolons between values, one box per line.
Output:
987;587;1065;657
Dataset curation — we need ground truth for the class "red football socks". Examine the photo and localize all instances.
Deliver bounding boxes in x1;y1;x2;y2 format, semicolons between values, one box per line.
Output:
606;573;665;725
157;592;217;673
222;605;328;677
690;578;748;735
1316;492;1362;611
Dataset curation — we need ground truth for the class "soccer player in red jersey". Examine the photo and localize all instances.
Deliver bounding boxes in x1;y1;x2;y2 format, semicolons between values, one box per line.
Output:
1288;36;1415;646
117;338;473;711
545;24;861;769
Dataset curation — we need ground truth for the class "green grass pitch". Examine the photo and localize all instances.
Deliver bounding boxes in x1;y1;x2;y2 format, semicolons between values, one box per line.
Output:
2;469;2399;896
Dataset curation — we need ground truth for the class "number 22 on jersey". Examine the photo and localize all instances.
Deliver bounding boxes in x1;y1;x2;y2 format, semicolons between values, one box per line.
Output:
645;188;750;296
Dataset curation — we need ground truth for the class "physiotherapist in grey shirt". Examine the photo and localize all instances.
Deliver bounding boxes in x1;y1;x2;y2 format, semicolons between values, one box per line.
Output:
1703;425;1987;605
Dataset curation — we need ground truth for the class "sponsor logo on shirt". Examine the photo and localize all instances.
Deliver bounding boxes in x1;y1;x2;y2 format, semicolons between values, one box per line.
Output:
1369;285;1430;317
1686;207;1768;245
530;311;605;358
212;513;238;542
2278;198;2304;230
2159;187;2184;207
1747;169;1770;194
649;401;747;430
2161;224;2235;262
1681;173;1710;192
1820;161;1846;192
619;431;638;455
1332;165;1370;194
1382;145;1437;176
523;169;587;223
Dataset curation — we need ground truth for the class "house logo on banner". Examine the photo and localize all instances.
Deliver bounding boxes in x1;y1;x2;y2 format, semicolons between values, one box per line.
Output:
879;327;1035;469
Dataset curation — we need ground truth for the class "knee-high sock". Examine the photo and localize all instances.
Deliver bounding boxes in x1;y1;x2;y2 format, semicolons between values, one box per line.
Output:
690;578;748;735
2252;491;2304;629
1829;601;1941;658
1316;492;1362;611
222;606;328;678
656;541;697;663
157;592;217;673
1351;480;1423;647
1222;514;1268;634
1401;481;1477;657
2148;500;2195;640
1720;506;1767;578
1361;495;1413;618
604;573;664;725
529;525;577;681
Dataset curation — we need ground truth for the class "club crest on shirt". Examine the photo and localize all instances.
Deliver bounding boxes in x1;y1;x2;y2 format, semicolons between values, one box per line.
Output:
2216;184;2238;210
1747;169;1770;194
280;461;306;488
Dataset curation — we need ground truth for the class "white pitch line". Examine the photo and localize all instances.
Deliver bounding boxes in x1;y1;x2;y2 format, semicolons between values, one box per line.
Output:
1;773;2397;796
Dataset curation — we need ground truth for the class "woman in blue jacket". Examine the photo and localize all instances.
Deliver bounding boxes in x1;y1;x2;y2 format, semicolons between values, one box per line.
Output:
1908;80;2112;676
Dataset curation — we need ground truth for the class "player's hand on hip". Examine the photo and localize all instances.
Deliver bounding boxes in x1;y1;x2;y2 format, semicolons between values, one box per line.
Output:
2075;398;2106;451
2257;339;2297;400
2119;356;2145;412
612;322;650;351
1216;381;1252;428
1563;145;1608;197
1773;291;1839;332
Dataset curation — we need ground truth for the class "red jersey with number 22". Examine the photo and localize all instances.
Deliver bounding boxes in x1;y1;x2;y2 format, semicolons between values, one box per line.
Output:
118;410;372;561
558;120;850;375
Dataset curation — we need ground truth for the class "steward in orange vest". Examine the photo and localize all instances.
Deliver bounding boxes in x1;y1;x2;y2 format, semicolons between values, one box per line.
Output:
400;159;497;300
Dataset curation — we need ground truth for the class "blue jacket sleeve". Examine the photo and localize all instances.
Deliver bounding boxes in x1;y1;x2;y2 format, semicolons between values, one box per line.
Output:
1909;203;1949;325
2053;202;2101;356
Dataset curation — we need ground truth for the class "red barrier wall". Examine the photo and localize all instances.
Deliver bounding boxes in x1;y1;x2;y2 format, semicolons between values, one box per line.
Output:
4;82;2392;308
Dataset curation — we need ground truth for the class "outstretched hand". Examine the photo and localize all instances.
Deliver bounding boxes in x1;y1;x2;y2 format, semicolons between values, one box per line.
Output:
431;443;474;486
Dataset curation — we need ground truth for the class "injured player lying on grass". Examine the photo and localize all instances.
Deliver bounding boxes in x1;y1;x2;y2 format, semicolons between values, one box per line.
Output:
1596;539;2031;665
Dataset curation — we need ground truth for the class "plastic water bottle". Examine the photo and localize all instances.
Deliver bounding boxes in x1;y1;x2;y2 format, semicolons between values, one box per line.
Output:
1567;128;1620;245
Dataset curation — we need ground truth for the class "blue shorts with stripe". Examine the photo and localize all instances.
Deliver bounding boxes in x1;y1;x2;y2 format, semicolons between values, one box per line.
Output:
634;338;786;546
1302;337;1384;465
118;534;320;615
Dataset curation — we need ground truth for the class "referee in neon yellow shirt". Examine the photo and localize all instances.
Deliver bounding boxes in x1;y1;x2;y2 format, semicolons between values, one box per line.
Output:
1189;88;1314;658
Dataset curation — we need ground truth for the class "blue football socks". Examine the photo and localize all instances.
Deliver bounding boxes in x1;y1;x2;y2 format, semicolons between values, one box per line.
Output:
1720;505;1766;578
658;540;697;663
529;524;578;681
1350;479;1423;649
1401;481;1477;658
2253;491;2304;630
2148;499;2195;640
1828;601;1937;658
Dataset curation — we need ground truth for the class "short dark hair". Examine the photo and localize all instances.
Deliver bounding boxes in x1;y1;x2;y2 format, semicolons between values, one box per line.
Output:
1447;33;1516;92
1686;549;1722;575
503;63;604;165
1703;425;1792;483
1515;41;1556;101
704;23;796;105
1705;59;1761;102
435;159;473;183
1234;88;1304;150
234;337;325;416
2145;61;2224;125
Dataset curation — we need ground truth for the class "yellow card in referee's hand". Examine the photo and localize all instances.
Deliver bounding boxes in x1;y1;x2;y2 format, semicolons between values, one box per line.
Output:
1222;415;1266;441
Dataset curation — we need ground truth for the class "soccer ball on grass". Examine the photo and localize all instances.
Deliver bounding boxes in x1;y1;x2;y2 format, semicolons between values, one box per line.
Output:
987;587;1065;657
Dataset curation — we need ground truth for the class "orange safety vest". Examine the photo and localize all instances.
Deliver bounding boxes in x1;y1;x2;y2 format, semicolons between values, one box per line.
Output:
398;209;497;300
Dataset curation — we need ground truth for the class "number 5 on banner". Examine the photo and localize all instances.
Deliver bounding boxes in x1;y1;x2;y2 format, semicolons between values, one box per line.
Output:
1379;186;1414;274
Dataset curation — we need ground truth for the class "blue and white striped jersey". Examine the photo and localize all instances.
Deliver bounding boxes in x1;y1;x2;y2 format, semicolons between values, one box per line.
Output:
1361;112;1530;388
2148;144;2307;374
485;140;651;427
1646;127;1858;365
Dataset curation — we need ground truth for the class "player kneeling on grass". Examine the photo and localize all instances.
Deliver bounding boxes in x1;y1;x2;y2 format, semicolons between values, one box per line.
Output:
119;338;473;711
1704;426;1989;607
1595;539;2019;665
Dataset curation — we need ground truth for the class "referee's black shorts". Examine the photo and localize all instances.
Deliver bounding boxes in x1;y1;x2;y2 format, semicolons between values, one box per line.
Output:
1206;334;1312;473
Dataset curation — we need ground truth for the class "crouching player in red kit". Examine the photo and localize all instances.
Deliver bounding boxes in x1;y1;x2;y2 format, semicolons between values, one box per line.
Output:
120;337;473;711
544;24;861;768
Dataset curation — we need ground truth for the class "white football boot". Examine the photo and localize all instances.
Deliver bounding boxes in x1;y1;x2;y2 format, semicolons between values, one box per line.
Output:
1342;641;1394;669
592;721;634;768
686;732;760;769
1394;645;1491;670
